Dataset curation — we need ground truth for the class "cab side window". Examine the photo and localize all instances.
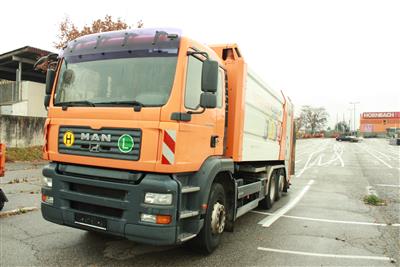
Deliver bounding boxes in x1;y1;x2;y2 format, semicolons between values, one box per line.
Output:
185;55;223;109
185;56;203;110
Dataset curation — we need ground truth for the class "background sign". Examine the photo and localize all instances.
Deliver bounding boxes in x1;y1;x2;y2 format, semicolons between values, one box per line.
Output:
362;112;400;119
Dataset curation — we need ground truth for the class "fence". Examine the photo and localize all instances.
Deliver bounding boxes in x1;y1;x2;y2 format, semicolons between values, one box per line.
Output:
0;115;45;147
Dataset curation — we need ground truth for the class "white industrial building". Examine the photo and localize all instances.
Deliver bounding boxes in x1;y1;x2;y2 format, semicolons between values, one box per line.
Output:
0;46;52;118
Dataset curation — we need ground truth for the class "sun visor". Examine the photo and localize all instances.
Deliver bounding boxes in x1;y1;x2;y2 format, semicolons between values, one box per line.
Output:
60;28;182;61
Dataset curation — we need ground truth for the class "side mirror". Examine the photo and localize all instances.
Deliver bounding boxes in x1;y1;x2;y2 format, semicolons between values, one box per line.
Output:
201;59;218;93
44;95;51;109
45;69;55;95
200;93;217;109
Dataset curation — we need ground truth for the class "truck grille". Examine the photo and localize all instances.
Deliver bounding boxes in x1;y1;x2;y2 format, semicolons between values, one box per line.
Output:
70;201;123;218
58;126;141;161
70;183;127;200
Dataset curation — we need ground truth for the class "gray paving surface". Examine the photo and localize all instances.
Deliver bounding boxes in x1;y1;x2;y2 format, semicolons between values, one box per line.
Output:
0;139;399;266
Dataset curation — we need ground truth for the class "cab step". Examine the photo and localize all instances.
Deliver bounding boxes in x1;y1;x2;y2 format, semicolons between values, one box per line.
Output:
180;210;199;219
181;186;200;193
178;232;197;242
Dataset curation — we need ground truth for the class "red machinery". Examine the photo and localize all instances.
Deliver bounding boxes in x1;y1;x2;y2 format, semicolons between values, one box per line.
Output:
0;143;5;177
0;143;8;210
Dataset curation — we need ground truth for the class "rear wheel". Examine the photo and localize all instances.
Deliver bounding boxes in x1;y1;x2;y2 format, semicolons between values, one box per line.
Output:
275;171;285;201
259;173;276;209
190;183;226;254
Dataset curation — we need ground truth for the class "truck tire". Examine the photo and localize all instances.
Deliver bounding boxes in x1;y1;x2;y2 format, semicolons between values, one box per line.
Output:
0;201;4;211
259;173;276;209
190;183;226;254
275;171;285;201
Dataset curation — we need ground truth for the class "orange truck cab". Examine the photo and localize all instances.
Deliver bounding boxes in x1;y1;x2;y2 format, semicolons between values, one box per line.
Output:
40;28;295;253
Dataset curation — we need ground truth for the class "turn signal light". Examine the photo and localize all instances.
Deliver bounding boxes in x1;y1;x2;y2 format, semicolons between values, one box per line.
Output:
156;215;172;225
41;194;53;204
140;213;172;224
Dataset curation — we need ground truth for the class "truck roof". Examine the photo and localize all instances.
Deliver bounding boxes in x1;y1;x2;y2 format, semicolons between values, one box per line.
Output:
61;28;182;58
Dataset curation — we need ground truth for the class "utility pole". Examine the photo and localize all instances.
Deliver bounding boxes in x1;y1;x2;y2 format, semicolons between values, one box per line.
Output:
336;113;338;132
349;102;360;135
348;108;352;132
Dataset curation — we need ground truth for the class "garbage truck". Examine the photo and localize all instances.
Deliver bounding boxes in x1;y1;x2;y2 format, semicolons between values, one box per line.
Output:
39;28;295;253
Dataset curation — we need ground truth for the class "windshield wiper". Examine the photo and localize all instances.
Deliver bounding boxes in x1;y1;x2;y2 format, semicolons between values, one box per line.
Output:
95;100;144;111
56;100;96;110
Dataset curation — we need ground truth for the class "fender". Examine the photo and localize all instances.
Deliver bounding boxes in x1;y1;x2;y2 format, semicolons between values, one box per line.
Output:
188;156;234;214
265;165;286;195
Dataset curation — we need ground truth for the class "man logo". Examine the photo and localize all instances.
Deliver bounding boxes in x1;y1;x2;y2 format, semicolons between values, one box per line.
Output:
81;133;111;142
89;143;100;152
63;131;75;147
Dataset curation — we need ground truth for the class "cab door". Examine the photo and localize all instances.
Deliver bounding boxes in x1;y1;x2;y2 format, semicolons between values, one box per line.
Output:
176;52;225;170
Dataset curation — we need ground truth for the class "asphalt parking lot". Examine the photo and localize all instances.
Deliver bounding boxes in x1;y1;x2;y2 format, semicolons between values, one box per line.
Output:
1;138;399;266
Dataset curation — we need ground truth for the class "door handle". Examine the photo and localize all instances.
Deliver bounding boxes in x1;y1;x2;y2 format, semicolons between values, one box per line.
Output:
210;135;219;148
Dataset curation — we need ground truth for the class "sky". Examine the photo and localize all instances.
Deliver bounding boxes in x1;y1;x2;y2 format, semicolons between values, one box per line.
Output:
1;0;399;129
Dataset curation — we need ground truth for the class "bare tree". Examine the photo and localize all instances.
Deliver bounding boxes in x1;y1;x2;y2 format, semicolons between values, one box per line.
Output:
299;105;329;134
54;15;143;49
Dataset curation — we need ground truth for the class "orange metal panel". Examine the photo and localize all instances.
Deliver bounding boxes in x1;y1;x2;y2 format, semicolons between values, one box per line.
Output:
210;44;246;161
279;92;287;160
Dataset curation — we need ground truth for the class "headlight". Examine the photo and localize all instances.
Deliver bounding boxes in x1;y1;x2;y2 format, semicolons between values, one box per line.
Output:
140;213;156;223
144;192;172;205
42;177;52;187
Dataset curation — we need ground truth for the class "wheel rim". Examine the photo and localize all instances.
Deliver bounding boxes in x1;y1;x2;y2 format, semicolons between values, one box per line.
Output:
211;202;226;234
270;178;276;201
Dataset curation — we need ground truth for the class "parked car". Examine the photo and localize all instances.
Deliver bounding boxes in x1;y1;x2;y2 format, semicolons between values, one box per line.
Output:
336;135;359;142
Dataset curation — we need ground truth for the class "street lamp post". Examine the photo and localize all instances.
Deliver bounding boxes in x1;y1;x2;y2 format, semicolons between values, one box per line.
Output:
349;102;360;135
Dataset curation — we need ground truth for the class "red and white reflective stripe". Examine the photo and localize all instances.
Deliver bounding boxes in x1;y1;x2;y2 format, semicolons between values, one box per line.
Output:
161;130;176;165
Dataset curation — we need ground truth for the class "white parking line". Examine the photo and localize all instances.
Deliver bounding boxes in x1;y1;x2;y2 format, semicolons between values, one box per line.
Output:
257;247;395;262
366;147;399;161
258;180;314;227
359;146;393;168
318;143;344;167
375;184;400;188
252;210;400;227
296;148;325;177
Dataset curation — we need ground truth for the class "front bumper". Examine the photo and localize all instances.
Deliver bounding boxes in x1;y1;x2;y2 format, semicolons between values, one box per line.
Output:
41;163;179;245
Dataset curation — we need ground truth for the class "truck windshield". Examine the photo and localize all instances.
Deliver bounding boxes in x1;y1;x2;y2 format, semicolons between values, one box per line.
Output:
54;56;178;107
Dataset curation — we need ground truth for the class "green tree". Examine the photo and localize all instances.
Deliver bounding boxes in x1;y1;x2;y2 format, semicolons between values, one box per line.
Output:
334;121;350;133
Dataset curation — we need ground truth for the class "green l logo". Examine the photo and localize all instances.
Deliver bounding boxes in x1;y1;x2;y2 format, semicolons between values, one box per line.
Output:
118;134;134;153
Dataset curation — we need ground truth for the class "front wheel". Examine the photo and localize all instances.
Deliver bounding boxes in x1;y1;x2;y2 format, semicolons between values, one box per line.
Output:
190;183;226;254
0;201;4;211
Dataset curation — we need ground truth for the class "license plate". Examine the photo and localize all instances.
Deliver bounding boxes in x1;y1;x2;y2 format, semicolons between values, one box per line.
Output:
74;213;107;230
